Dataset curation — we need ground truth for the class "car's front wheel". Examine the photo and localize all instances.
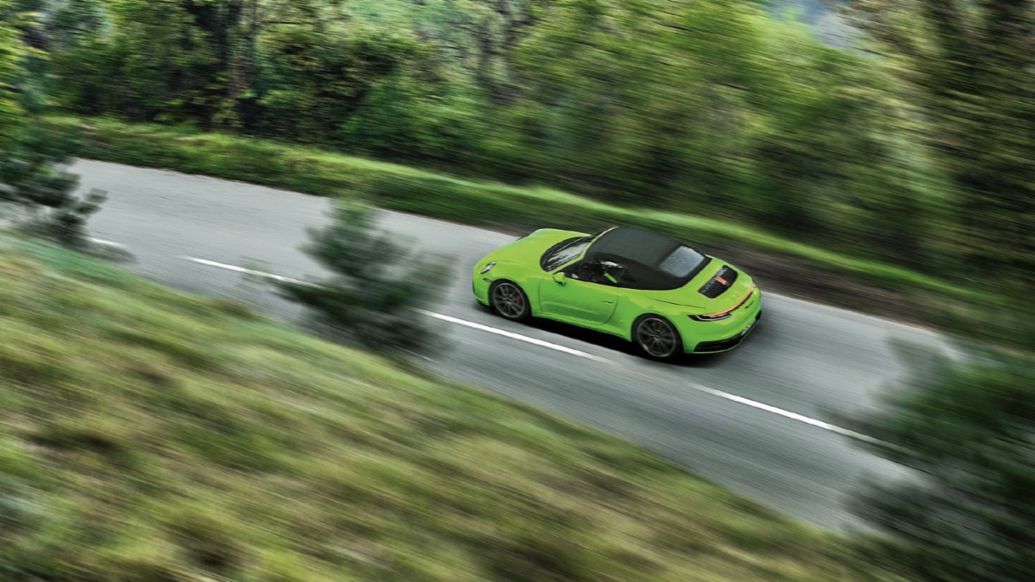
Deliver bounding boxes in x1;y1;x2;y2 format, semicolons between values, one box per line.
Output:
490;281;530;321
634;316;682;360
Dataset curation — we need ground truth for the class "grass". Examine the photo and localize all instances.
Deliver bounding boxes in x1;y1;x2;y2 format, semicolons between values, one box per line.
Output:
0;234;884;581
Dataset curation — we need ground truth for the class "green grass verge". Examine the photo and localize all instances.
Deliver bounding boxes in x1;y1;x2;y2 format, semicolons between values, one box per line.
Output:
0;234;880;580
48;115;983;305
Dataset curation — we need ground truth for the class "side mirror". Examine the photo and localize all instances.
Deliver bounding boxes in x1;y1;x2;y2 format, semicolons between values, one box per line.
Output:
552;271;567;285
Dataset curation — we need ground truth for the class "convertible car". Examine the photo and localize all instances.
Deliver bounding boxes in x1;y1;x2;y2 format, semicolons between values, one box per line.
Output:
472;226;761;359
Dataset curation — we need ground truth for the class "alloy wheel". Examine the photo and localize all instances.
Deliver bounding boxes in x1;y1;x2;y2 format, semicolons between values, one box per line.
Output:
492;282;528;320
636;317;679;359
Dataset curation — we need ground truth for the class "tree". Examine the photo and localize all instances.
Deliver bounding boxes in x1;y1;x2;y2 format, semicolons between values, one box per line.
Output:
279;203;447;356
1;0;24;146
454;0;543;104
850;346;1035;580
0;125;106;249
845;0;1035;284
32;0;949;271
259;20;417;143
0;2;105;249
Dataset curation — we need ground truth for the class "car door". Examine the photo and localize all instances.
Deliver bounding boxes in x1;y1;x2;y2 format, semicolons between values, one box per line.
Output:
538;260;619;325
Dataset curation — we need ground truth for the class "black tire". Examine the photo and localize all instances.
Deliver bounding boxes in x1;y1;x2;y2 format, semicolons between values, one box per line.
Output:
633;315;683;360
490;281;530;321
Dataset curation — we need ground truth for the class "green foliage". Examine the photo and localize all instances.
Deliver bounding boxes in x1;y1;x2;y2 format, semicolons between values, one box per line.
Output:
494;0;933;262
260;22;418;142
342;70;485;164
0;0;23;146
36;0;955;272
27;1;1035;339
28;0;1034;289
850;347;1035;581
0;1;106;249
280;203;448;355
846;0;1035;286
0;235;880;580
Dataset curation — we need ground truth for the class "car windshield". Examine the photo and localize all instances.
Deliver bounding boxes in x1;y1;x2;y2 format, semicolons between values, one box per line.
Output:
658;246;707;278
540;236;592;271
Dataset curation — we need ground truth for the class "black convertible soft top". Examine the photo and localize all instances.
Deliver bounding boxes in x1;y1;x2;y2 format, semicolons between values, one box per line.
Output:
586;227;682;266
584;227;711;290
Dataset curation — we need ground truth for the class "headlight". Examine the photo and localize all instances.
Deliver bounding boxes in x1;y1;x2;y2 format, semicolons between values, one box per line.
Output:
479;261;497;275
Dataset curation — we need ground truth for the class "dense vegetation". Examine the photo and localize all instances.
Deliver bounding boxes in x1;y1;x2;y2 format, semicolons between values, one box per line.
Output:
847;0;1034;292
19;0;1031;292
850;346;1035;581
0;234;879;580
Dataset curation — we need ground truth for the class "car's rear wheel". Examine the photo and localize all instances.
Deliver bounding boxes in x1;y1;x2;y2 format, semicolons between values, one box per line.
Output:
634;316;682;360
490;281;530;321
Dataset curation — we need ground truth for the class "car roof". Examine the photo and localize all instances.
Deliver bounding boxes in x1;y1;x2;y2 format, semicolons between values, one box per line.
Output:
585;226;683;267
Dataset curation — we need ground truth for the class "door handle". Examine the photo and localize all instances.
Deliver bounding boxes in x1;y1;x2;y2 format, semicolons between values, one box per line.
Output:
602;300;615;304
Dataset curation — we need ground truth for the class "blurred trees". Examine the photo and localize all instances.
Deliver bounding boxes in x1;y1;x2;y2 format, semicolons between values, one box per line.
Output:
846;0;1035;287
0;1;105;249
259;18;417;142
0;0;30;147
279;203;447;355
24;0;1034;286
851;348;1035;580
494;0;930;262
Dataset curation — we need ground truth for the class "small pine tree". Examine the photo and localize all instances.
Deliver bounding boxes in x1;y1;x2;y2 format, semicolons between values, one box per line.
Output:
279;203;448;356
0;4;105;250
0;126;106;249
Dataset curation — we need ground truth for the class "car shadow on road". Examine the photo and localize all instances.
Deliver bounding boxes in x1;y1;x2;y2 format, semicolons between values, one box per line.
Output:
470;302;738;369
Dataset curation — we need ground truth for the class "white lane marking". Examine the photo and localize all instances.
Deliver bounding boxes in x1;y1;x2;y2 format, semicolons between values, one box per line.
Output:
181;256;609;363
415;310;609;363
180;255;890;445
90;237;127;249
182;256;312;285
689;383;890;447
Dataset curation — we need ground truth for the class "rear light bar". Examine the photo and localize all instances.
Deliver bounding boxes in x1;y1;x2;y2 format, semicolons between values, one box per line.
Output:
689;285;756;322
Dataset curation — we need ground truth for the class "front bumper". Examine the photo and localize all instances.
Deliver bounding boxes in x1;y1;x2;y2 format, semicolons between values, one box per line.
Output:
472;271;492;306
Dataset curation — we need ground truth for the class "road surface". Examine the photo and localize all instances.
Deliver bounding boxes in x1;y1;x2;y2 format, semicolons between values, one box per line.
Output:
76;159;949;529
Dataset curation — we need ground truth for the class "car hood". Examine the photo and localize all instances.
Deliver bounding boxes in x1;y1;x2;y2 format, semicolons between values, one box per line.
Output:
488;228;589;265
652;260;757;313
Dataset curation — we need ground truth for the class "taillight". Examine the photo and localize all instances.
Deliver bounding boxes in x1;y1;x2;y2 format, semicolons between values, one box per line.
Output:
690;312;732;322
690;285;756;322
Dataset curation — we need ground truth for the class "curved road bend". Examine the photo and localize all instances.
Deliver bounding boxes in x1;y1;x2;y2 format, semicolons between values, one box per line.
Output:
76;159;950;529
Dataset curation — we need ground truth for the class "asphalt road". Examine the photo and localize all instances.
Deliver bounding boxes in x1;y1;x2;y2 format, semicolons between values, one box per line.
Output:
76;159;951;529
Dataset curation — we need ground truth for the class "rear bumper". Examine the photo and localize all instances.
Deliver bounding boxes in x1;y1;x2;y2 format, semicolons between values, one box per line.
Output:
692;312;761;353
675;289;762;354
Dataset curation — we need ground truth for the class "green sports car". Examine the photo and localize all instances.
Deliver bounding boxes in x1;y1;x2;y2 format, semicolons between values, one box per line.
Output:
472;226;761;359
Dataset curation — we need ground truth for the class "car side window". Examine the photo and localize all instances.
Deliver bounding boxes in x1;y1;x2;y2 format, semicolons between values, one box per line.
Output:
569;260;627;287
567;261;595;282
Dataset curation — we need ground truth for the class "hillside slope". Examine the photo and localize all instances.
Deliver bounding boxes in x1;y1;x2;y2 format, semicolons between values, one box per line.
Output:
0;235;880;581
